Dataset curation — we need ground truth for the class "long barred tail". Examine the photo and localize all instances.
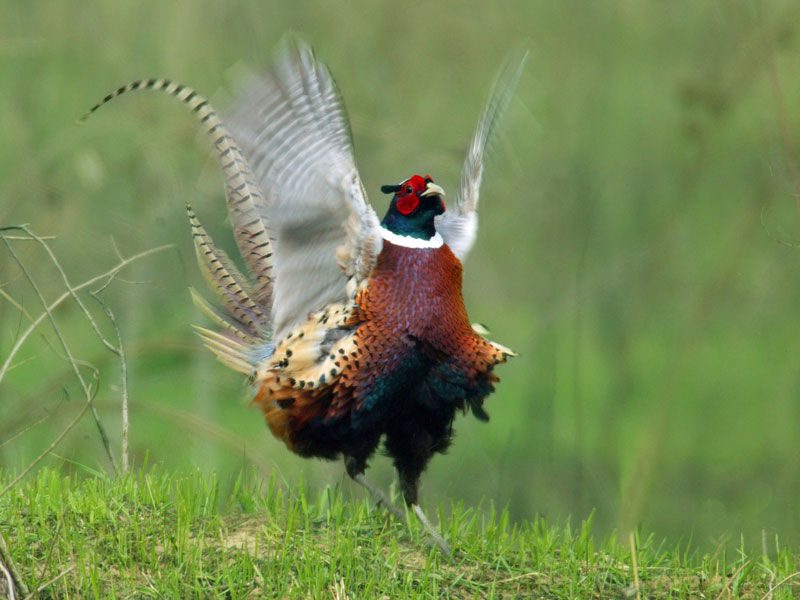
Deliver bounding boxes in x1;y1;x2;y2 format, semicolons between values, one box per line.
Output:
80;78;213;124
81;77;275;372
80;78;273;304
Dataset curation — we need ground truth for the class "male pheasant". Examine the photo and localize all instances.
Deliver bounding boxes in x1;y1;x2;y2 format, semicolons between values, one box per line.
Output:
84;39;524;555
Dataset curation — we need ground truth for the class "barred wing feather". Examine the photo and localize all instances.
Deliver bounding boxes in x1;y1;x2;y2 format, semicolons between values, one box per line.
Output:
227;38;381;341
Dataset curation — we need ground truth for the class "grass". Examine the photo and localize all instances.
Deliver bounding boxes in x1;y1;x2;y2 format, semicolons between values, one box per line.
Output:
1;467;798;599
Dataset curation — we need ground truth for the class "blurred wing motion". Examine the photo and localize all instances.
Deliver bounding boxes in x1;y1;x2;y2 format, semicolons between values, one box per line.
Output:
435;49;529;261
226;38;382;341
81;38;385;360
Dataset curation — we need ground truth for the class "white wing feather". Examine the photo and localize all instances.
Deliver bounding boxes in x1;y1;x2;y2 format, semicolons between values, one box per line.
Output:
227;38;381;340
436;50;528;261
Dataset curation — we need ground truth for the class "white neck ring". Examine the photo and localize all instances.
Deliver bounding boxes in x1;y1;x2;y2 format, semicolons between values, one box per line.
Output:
380;226;444;249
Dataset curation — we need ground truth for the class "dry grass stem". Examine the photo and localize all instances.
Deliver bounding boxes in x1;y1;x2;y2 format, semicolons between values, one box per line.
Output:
629;532;641;600
0;231;172;383
22;566;75;600
0;228;173;490
0;557;15;600
0;397;92;499
0;529;28;598
2;227;118;471
759;571;800;600
0;410;55;450
1;234;56;241
90;290;130;473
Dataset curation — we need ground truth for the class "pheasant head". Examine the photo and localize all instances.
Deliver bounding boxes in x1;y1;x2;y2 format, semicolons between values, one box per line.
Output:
380;174;446;241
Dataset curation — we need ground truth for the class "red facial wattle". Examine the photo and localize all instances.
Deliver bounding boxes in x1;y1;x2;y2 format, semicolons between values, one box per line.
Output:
394;174;422;215
396;193;419;215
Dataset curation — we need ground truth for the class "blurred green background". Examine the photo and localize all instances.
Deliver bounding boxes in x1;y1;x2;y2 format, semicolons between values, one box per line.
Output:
3;0;800;552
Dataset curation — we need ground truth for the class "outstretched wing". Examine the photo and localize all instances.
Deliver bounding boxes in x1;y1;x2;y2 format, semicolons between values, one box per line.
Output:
435;50;528;261
227;37;381;341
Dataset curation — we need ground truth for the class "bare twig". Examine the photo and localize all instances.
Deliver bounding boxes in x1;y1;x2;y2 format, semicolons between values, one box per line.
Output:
90;289;130;473
759;571;800;600
0;556;15;600
0;408;57;449
0;238;172;384
1;234;56;241
38;519;62;584
715;560;751;600
3;226;150;476
1;230;118;472
493;571;543;585
629;532;641;600
7;225;118;351
0;394;94;498
22;565;74;600
0;529;29;598
0;235;173;493
0;338;196;445
0;356;37;375
0;287;33;319
0;286;86;365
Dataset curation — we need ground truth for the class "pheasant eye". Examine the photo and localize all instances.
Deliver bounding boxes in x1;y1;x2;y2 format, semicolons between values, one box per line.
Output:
405;185;413;194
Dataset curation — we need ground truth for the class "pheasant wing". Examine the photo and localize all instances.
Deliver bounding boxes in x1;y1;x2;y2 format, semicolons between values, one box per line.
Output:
227;38;381;340
436;50;528;261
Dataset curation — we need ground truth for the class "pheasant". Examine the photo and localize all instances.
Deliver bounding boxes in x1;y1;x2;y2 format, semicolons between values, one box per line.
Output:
83;39;524;555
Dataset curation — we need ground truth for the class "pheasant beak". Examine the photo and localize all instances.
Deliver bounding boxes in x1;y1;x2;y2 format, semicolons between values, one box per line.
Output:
420;182;445;198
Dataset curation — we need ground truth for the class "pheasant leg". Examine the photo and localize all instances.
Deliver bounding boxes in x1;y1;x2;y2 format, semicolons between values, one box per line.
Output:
412;503;451;558
344;455;404;519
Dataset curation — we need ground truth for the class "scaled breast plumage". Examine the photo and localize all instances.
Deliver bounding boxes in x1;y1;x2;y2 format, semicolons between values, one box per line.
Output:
252;239;513;455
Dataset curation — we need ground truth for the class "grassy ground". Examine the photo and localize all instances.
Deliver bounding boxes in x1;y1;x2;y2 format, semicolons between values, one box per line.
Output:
1;468;798;599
